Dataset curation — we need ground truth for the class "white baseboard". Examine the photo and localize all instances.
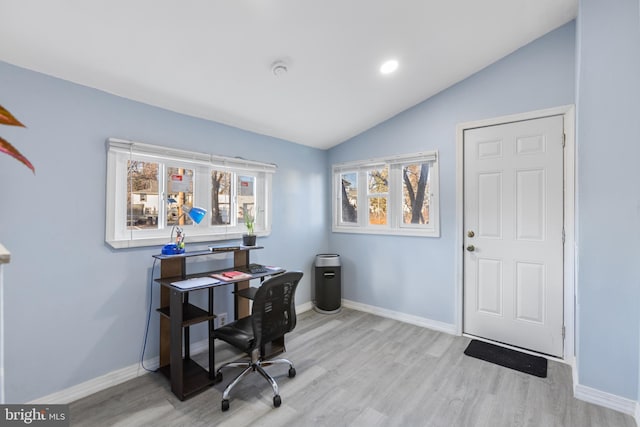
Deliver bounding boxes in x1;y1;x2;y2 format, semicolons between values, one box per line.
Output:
29;302;315;404
30;335;217;405
574;383;638;418
544;344;639;422
296;301;314;314
29;358;156;405
341;299;457;335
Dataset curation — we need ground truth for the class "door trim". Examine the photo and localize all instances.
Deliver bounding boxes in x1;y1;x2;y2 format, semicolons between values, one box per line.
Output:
454;105;576;361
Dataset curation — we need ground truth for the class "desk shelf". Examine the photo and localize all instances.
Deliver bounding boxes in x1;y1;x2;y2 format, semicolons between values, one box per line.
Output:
157;359;215;400
157;303;215;327
234;287;258;300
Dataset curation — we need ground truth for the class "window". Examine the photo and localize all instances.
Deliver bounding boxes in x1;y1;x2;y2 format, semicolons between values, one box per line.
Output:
339;172;358;224
211;170;231;225
106;139;275;249
367;166;389;226
332;151;439;237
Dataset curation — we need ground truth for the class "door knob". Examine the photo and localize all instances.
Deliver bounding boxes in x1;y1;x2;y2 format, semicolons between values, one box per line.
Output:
466;245;475;252
467;230;475;238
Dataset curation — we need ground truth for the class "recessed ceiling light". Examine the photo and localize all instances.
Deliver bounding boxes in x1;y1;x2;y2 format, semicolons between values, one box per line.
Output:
380;59;399;75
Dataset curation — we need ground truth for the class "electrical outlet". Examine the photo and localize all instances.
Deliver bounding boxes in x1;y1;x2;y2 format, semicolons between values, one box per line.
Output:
218;312;227;327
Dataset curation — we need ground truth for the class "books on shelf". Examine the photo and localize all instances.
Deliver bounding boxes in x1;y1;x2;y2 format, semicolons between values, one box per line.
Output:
211;270;253;281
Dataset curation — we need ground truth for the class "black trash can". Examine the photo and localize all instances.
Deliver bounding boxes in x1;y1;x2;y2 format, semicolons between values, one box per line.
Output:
314;254;341;314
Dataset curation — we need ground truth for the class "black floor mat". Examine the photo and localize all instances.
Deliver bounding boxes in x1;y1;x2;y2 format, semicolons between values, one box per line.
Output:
464;339;547;378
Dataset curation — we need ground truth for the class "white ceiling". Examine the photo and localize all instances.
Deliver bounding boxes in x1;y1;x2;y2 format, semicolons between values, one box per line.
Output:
0;1;577;149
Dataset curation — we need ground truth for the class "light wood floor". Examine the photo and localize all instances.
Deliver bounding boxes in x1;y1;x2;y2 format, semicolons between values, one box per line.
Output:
70;308;636;427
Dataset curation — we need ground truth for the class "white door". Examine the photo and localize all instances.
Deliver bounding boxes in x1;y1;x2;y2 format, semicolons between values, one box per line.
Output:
463;115;564;357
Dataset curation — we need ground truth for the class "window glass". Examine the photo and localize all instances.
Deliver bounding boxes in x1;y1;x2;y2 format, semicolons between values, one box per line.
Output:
127;160;159;229
368;197;387;225
107;139;275;248
367;166;388;225
402;163;430;225
340;172;358;223
237;175;255;224
167;167;194;226
211;170;231;225
332;151;439;237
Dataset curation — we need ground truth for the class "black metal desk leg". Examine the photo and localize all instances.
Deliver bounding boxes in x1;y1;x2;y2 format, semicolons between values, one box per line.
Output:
208;288;215;379
184;293;190;360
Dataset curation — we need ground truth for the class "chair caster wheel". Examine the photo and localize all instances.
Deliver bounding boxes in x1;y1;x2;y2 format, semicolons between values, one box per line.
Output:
273;395;281;408
221;399;230;412
288;367;296;378
215;371;223;383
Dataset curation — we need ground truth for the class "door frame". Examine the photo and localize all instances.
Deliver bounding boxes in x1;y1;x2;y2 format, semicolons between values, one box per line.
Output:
454;105;576;362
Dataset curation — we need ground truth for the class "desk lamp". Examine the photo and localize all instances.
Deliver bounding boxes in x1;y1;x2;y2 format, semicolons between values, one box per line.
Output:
162;205;207;255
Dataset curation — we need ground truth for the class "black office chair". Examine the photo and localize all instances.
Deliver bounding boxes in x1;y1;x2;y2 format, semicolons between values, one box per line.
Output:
214;271;303;411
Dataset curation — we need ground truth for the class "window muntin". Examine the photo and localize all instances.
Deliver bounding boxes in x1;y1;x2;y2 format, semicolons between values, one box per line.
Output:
106;139;275;249
332;152;439;237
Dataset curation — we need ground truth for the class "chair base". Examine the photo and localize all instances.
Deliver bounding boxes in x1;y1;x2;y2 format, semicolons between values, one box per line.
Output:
216;349;296;411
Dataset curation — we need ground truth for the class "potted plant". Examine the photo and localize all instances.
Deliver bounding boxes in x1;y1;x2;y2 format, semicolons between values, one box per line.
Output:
1;104;34;173
242;206;256;246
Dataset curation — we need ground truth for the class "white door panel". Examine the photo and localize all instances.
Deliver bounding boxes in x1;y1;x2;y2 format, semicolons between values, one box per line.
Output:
463;115;564;357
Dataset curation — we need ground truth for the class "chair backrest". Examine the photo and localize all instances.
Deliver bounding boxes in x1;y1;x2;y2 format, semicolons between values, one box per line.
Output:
251;271;303;348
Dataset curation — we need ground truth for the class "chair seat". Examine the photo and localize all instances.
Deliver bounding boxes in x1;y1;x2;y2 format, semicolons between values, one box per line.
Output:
214;316;255;352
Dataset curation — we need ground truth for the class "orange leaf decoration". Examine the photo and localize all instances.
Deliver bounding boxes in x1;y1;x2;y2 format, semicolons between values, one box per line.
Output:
0;104;25;127
0;136;34;173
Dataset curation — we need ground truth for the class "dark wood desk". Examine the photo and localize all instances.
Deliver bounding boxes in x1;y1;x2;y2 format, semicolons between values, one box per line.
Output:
152;246;285;400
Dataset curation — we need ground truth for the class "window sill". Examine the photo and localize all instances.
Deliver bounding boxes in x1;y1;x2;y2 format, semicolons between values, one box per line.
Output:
331;226;440;238
106;230;271;249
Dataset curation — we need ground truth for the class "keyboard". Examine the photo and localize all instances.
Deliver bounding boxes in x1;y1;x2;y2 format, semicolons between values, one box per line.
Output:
247;263;269;274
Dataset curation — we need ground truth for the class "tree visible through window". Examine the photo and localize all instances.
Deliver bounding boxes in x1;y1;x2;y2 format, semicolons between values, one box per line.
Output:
368;166;389;225
340;172;357;223
332;151;439;237
106;139;276;249
127;160;159;230
167;167;194;226
402;163;430;224
211;170;231;225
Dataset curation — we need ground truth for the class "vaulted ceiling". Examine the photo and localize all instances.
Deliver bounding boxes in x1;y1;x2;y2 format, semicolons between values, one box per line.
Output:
0;1;577;149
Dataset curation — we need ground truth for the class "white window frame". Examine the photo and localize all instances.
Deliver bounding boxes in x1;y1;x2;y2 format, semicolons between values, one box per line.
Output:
332;151;440;237
106;138;275;249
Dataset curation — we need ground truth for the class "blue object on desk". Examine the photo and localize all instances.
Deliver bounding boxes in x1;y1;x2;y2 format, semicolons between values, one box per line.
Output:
162;243;185;255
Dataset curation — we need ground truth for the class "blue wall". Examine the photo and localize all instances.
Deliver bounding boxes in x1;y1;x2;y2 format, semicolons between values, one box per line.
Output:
0;62;329;403
575;0;640;400
2;7;638;407
328;22;576;324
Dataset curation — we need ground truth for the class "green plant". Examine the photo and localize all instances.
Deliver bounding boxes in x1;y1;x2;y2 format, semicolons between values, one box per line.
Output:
0;104;33;173
242;206;255;235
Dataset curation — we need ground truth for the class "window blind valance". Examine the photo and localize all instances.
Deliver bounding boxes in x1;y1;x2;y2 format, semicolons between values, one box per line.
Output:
107;138;277;173
332;151;437;172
